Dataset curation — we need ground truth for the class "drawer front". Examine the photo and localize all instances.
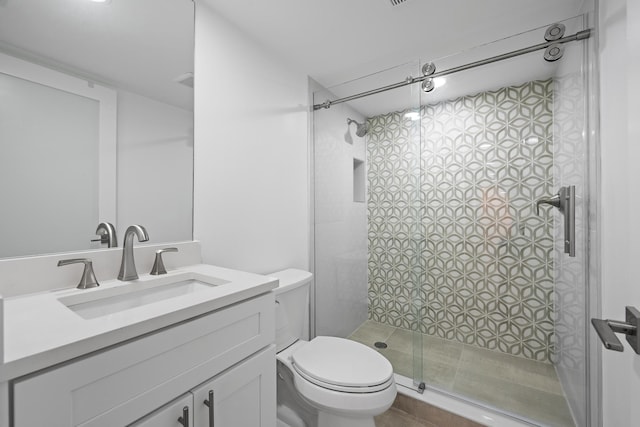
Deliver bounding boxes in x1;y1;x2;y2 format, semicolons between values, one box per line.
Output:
13;293;274;427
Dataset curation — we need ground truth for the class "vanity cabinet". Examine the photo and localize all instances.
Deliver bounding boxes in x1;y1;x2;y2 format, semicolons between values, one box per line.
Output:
131;346;275;427
11;293;276;427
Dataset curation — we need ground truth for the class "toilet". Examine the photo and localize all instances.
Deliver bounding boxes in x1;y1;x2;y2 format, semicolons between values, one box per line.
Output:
271;269;397;427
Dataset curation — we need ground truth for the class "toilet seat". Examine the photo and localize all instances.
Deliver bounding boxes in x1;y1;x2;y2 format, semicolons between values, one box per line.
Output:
291;336;394;393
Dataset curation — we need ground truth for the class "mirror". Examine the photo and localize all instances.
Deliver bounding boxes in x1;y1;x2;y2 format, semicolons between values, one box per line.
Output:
0;0;194;259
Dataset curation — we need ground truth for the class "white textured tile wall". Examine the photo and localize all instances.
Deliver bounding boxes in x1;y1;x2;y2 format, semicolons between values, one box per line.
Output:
313;88;368;337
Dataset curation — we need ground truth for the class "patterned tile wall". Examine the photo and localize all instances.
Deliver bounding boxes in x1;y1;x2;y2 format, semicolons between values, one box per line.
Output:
367;80;555;362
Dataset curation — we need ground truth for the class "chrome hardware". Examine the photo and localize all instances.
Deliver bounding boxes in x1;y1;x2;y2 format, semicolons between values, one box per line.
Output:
544;43;565;62
117;225;149;281
178;406;189;427
417;382;426;394
313;29;592;110
421;78;435;92
544;23;566;41
150;247;178;275
203;390;214;427
536;186;575;257
421;62;436;76
57;258;100;289
91;222;117;248
536;194;561;215
576;29;592;40
592;307;640;354
543;24;565;62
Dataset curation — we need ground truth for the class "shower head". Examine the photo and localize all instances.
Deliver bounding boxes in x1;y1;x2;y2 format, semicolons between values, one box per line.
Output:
347;118;369;137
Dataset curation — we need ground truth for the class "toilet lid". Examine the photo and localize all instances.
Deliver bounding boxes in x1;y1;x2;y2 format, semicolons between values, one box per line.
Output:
291;336;393;390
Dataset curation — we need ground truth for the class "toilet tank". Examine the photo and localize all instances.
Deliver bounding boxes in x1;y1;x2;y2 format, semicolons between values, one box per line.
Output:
270;269;313;352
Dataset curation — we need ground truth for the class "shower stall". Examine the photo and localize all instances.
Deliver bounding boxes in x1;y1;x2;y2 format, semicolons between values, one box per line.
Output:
311;15;597;427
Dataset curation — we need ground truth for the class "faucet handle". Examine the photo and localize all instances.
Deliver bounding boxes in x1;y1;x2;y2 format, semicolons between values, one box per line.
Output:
150;248;178;275
57;258;100;289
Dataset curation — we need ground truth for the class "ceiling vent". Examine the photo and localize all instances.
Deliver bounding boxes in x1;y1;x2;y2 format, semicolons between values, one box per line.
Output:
174;72;194;88
388;0;412;6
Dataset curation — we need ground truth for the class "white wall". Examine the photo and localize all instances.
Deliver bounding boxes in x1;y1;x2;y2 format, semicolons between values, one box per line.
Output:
193;2;309;274
599;0;640;424
117;90;193;245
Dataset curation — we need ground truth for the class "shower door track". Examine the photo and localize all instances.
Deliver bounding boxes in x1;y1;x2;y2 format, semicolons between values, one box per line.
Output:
313;28;591;110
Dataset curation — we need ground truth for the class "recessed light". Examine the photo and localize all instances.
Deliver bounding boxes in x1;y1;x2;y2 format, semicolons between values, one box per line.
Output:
90;0;111;4
404;111;420;121
433;77;447;88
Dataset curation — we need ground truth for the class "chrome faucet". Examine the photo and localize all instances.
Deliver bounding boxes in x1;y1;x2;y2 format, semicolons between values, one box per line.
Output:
92;222;118;248
118;225;149;281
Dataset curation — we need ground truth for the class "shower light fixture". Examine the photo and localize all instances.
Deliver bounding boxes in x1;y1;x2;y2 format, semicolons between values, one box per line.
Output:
90;0;111;4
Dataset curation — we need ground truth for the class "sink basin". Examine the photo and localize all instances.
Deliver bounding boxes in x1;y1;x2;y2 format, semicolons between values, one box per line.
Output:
58;274;230;320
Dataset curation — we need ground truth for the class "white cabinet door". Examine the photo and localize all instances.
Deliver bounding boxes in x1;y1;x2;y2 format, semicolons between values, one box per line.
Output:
191;345;276;427
129;393;193;427
13;294;274;427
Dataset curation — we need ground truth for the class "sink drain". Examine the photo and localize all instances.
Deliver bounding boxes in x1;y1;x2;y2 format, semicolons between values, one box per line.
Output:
374;341;388;349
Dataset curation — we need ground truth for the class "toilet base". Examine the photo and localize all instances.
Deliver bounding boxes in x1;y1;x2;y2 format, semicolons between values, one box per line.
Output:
318;410;376;427
277;340;395;427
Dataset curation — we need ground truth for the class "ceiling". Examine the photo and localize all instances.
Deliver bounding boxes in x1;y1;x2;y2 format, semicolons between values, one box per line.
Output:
0;0;194;111
201;0;587;89
0;0;588;115
316;13;587;117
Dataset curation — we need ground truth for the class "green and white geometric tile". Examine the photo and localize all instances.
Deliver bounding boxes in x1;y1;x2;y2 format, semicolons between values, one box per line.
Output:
367;79;555;362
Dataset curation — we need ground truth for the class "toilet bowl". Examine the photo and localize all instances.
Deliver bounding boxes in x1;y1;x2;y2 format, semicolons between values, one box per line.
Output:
271;269;397;427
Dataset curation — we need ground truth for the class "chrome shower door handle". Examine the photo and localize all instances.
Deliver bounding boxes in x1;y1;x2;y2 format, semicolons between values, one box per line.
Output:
564;186;576;257
535;186;576;257
536;194;561;215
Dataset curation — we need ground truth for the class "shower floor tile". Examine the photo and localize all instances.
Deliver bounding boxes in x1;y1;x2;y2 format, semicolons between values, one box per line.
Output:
349;320;574;427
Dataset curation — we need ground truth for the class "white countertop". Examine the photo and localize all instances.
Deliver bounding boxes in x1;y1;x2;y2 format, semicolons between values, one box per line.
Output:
0;264;277;381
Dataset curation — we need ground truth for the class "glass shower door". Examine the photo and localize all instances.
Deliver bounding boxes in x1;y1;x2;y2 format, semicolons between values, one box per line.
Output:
312;60;426;390
415;16;591;427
